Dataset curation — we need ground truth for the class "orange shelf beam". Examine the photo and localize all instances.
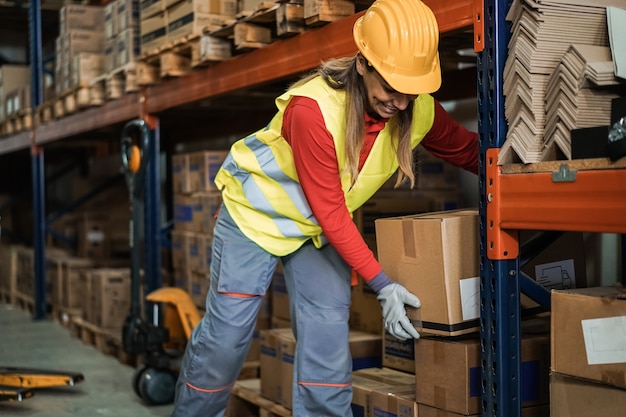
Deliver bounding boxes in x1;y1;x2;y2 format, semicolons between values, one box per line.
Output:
486;148;626;260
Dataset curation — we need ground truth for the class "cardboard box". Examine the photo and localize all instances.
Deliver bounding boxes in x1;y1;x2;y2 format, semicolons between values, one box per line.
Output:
188;270;209;308
71;53;105;87
375;209;480;336
521;231;587;290
396;390;418;417
88;268;131;329
61;30;106;57
140;0;165;19
188;150;228;192
382;331;415;373
173;193;203;232
198;191;222;234
140;11;168;54
61;257;94;310
166;0;236;42
414;334;550;415
117;28;141;67
551;286;626;389
0;65;30;122
118;0;140;31
59;4;105;33
371;384;417;417
417;404;550;417
351;374;398;417
353;367;415;386
172;153;192;194
260;328;293;403
105;1;119;39
550;372;626;417
195;232;212;273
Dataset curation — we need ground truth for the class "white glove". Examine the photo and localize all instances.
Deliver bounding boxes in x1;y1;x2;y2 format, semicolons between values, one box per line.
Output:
377;283;421;341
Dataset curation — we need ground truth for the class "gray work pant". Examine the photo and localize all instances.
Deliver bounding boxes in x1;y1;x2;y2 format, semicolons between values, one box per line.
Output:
170;204;354;417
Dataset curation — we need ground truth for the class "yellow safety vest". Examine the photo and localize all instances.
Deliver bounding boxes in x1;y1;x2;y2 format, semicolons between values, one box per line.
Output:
214;76;435;256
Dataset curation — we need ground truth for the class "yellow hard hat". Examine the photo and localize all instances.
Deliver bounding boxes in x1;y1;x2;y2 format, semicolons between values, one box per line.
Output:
353;0;442;95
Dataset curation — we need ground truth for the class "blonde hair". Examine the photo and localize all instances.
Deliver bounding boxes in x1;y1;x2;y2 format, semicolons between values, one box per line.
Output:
291;55;416;188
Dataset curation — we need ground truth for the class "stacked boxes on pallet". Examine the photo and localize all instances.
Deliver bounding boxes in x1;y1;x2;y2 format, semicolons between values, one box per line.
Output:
171;149;228;308
55;5;106;95
105;0;141;72
0;65;31;135
550;287;626;416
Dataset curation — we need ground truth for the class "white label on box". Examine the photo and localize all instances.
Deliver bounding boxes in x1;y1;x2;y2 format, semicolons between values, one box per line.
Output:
582;316;626;365
534;259;575;290
459;276;480;321
87;230;105;243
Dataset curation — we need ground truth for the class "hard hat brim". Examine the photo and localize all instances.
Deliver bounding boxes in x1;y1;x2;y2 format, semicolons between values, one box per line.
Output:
380;57;442;95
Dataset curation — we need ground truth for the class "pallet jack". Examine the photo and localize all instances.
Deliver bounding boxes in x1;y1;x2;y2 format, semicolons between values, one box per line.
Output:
119;120;202;406
0;367;83;402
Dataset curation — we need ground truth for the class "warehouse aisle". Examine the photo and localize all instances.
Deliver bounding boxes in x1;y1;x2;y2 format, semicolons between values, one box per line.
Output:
0;303;174;417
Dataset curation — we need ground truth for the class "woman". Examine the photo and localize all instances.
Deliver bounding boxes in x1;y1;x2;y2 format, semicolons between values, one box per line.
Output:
170;0;478;415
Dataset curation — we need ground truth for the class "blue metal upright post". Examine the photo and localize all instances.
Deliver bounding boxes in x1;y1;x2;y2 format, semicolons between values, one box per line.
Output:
143;118;162;321
30;0;47;320
477;0;520;416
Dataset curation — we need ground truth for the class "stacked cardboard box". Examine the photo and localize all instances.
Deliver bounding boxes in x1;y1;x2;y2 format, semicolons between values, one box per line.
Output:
171;150;228;309
55;4;106;94
550;286;626;416
374;209;589;415
0;65;31;127
105;0;142;72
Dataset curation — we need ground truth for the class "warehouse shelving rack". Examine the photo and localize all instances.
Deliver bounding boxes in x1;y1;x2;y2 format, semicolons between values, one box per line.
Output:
478;1;626;417
4;0;624;415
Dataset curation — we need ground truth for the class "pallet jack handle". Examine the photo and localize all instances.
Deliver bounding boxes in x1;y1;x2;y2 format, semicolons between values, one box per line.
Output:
121;119;151;319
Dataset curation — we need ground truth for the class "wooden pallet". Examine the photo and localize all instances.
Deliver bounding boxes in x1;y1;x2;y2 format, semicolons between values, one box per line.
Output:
1;109;32;136
35;99;57;124
50;304;82;328
69;317;138;367
12;292;38;316
227;379;292;417
0;288;15;305
54;85;97;117
89;63;142;104
138;36;199;85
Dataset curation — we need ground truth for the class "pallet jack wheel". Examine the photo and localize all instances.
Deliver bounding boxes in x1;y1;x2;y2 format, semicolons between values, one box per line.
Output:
132;366;148;399
136;367;176;406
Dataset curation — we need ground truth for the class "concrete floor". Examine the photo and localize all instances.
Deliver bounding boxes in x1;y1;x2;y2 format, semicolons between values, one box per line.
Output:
0;303;174;417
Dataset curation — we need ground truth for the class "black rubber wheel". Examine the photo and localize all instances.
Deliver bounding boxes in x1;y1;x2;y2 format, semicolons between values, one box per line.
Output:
132;365;149;399
137;367;176;406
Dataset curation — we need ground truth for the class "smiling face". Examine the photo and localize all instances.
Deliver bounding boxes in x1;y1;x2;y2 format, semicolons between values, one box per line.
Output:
356;55;417;119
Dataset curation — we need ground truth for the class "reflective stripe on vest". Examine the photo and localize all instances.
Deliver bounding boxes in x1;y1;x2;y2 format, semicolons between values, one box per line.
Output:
215;76;435;256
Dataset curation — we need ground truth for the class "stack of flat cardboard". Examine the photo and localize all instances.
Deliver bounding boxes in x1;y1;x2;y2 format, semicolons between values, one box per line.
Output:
544;44;621;159
499;0;622;164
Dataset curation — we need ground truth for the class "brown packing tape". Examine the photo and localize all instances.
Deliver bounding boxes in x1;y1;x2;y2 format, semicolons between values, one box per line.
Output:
402;219;416;259
433;385;447;410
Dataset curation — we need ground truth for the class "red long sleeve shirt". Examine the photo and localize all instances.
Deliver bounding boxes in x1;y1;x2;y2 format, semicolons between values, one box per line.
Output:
282;96;478;281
